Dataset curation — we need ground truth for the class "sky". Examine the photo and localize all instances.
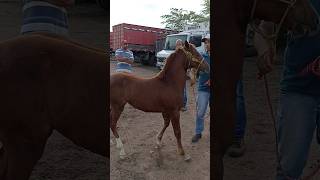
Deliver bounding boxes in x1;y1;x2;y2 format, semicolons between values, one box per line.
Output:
110;0;204;31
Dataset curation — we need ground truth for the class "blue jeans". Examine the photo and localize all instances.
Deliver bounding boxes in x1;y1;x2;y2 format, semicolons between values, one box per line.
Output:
195;90;210;134
276;92;320;179
235;80;247;140
183;83;187;108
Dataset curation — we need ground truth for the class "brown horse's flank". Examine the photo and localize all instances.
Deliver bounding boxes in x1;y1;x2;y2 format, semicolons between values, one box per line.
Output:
0;34;107;180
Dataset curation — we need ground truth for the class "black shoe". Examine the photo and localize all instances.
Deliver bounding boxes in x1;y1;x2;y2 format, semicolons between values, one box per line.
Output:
191;134;202;143
227;138;246;158
181;106;187;112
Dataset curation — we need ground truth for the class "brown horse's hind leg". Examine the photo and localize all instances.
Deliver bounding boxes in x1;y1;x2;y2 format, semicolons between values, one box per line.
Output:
170;111;185;155
110;104;126;159
2;136;48;180
156;112;171;148
0;142;7;180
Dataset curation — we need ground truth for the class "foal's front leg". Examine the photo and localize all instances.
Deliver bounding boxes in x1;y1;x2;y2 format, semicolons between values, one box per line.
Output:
170;111;191;161
110;105;126;159
170;111;184;155
156;112;171;148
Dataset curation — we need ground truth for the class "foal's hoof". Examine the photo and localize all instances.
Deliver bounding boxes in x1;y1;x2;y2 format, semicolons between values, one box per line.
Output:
155;142;162;149
177;149;185;156
119;155;126;160
119;150;126;159
184;154;191;162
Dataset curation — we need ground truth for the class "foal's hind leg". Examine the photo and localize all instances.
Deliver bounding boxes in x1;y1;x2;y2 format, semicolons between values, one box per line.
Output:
156;112;171;148
171;111;191;161
170;111;185;155
110;105;126;158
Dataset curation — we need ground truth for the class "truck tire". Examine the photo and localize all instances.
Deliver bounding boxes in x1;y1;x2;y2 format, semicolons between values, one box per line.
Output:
148;54;156;66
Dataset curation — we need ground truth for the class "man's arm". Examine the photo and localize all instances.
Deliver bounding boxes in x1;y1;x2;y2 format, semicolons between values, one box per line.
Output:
253;21;276;79
116;56;134;64
115;50;134;65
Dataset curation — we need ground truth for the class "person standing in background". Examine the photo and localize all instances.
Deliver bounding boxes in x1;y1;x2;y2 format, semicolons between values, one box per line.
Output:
115;40;134;73
21;0;74;35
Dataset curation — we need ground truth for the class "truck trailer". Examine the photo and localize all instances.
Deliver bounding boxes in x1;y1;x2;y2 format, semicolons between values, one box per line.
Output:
110;23;179;66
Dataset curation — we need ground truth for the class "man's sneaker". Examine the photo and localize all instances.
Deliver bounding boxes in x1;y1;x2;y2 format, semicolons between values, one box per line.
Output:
227;138;246;157
191;134;202;143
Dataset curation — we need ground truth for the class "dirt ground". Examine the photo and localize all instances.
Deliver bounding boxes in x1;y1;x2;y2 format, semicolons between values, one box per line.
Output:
110;61;210;180
110;55;320;180
0;2;107;180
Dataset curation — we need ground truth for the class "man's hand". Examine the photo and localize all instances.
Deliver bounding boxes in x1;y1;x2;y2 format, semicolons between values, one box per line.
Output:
205;80;210;86
253;21;276;79
189;68;197;86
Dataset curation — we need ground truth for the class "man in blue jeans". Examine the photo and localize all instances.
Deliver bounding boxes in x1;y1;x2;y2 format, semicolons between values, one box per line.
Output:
191;34;248;149
254;1;320;178
192;34;210;142
228;80;247;157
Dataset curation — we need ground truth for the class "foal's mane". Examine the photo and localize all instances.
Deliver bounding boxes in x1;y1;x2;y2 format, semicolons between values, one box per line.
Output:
156;48;185;80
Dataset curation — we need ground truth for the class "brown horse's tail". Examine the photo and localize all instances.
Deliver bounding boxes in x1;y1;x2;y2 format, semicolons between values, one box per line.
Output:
109;108;112;128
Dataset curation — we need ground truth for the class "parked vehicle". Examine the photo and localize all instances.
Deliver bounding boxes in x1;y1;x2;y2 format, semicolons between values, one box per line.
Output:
110;23;179;66
156;22;209;70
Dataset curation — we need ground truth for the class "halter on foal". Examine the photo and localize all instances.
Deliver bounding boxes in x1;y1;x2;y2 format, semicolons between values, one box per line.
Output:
110;41;209;160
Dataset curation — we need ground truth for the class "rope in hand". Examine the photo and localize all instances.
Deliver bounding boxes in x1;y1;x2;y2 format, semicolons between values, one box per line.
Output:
299;56;320;78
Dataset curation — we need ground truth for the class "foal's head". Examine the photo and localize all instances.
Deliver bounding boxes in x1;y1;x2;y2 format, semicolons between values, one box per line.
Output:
252;0;319;33
178;41;210;74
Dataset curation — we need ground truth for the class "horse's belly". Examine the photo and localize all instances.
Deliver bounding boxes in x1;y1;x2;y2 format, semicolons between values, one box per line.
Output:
128;95;182;113
129;100;163;113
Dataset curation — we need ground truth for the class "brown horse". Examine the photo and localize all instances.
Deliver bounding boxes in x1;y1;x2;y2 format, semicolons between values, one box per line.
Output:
110;41;209;160
212;0;319;179
0;34;107;180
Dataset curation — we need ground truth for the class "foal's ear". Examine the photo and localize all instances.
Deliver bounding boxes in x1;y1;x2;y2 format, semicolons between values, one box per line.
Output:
184;41;189;49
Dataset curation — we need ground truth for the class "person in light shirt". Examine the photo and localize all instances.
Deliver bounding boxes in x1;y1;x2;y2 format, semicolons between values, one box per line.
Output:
115;40;134;73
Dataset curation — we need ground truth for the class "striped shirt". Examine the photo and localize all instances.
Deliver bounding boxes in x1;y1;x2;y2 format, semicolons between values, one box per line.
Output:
21;0;69;35
115;48;134;73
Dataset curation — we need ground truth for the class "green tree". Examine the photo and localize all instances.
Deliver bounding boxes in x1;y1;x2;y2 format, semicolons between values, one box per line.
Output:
160;8;191;30
201;0;210;16
161;0;210;31
201;0;210;21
